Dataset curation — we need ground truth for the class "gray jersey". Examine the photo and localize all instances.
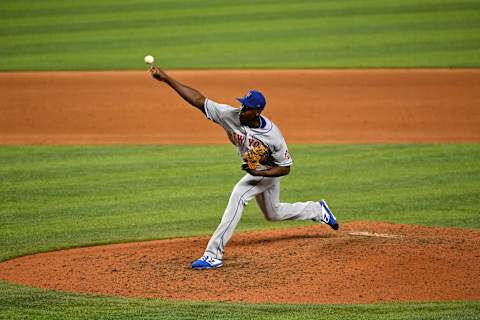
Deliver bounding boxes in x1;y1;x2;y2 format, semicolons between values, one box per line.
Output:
204;98;292;170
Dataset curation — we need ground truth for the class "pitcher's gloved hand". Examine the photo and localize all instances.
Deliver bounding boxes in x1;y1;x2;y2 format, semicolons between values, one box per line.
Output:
242;144;269;170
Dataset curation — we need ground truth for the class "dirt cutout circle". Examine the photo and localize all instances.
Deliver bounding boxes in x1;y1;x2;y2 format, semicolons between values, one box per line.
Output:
1;222;479;304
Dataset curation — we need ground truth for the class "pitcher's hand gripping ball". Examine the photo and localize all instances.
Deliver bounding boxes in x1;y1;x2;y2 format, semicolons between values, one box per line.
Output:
243;144;269;170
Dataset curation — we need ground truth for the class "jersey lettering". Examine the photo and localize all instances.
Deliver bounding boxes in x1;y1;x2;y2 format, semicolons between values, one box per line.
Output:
248;138;261;148
232;132;245;145
230;133;263;149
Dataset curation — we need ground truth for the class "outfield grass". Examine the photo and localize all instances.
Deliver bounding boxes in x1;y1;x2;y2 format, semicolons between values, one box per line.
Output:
1;144;479;319
1;282;479;320
1;0;480;70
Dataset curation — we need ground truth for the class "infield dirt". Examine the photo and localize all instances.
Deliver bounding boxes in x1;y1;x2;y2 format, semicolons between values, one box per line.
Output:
1;69;479;144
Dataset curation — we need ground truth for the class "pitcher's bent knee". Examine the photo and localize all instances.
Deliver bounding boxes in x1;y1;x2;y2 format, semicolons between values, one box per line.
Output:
263;211;282;221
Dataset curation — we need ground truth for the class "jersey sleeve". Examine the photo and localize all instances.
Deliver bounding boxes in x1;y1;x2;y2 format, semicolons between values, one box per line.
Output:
204;98;234;126
271;138;293;167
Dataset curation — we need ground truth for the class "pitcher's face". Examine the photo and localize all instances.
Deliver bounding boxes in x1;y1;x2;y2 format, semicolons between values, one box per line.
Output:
239;105;259;126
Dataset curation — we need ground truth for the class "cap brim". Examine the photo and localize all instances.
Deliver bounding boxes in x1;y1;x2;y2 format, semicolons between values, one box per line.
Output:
236;98;259;109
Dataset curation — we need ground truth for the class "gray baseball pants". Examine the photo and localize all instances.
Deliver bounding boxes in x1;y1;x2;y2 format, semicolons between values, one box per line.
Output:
204;174;323;259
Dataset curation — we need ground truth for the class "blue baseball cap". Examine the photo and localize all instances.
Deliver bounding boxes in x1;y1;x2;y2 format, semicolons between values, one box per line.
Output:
236;89;266;110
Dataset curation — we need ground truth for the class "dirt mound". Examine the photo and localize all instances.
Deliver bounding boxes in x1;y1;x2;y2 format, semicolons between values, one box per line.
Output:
1;221;479;304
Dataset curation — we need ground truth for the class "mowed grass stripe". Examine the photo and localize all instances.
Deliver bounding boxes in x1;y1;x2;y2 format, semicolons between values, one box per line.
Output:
2;5;477;45
1;144;479;262
2;26;479;69
1;0;479;69
2;0;477;22
0;146;236;220
4;10;480;52
2;0;478;31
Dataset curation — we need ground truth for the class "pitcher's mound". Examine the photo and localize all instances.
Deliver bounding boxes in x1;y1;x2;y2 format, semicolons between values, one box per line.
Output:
0;221;479;304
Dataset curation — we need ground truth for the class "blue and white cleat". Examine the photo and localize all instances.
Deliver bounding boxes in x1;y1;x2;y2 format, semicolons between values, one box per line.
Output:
191;255;224;270
319;200;339;230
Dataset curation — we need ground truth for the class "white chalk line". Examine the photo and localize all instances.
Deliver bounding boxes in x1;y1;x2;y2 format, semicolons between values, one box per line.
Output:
348;231;404;239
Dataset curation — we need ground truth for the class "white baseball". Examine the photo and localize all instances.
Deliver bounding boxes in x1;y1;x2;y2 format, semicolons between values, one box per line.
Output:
144;55;155;64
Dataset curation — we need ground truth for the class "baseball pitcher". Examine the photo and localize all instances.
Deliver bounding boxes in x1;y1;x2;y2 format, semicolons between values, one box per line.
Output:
149;67;339;269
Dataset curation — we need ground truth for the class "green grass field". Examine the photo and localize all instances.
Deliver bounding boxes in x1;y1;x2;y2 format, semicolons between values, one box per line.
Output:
1;0;480;70
1;282;479;320
1;144;479;319
1;144;479;262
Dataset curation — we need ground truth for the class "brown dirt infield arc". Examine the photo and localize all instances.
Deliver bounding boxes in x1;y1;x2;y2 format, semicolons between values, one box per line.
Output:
0;69;480;304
